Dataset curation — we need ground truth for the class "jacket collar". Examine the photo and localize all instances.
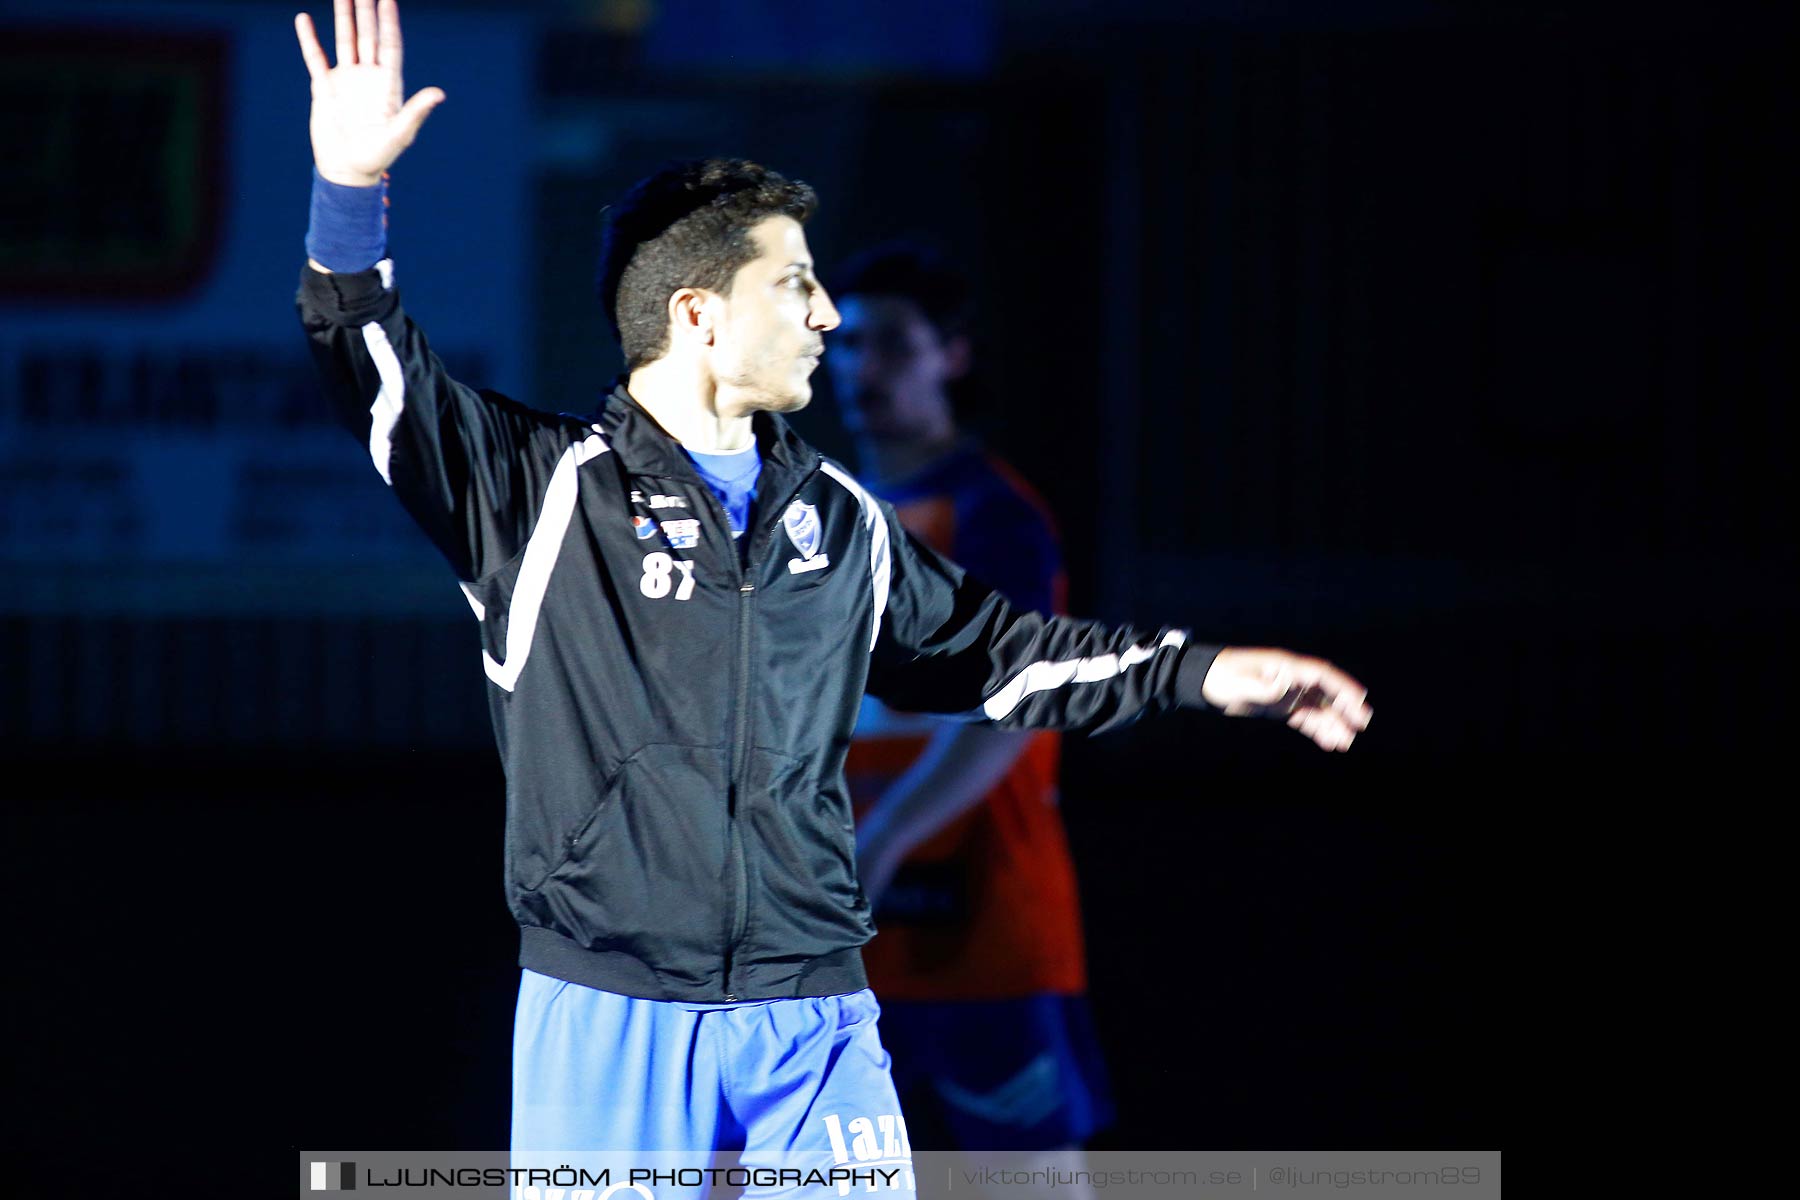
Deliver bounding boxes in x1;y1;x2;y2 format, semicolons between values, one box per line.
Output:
595;380;816;484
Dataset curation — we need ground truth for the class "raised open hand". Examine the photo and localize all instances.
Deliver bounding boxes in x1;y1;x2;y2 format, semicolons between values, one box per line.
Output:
295;0;444;186
1200;647;1373;752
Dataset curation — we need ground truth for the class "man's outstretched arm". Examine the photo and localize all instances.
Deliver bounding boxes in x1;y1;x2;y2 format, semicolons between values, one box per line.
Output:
295;0;575;583
868;511;1372;753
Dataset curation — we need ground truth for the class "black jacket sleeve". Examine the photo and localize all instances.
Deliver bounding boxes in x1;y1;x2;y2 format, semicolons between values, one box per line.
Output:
865;497;1222;735
296;260;572;582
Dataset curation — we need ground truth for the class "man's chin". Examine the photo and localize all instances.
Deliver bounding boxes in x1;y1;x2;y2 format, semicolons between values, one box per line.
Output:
745;386;811;415
773;386;812;413
720;379;811;416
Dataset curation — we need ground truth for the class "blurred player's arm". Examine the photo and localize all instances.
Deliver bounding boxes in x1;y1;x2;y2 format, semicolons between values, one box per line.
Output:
857;482;1058;904
856;723;1032;906
866;507;1371;751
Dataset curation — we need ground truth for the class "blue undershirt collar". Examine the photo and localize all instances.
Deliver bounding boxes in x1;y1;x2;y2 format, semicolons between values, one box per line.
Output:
683;443;762;544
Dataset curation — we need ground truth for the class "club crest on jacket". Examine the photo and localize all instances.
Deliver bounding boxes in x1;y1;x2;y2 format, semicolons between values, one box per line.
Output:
783;500;821;560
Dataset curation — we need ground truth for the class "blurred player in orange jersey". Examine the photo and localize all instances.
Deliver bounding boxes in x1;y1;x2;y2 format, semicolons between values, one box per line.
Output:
833;245;1108;1191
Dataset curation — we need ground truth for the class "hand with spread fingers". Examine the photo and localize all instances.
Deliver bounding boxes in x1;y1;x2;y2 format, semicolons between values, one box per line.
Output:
1200;647;1373;752
295;0;444;187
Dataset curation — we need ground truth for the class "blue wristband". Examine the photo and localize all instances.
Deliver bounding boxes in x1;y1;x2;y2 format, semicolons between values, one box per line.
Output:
305;167;388;272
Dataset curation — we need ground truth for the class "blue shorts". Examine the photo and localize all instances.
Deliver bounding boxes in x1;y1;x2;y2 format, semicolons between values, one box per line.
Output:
878;995;1114;1150
512;970;914;1197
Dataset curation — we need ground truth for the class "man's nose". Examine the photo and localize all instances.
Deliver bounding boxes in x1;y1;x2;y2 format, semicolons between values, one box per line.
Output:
809;286;841;331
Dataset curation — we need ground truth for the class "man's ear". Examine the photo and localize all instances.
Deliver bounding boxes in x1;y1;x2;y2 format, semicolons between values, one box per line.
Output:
943;334;973;382
668;288;717;347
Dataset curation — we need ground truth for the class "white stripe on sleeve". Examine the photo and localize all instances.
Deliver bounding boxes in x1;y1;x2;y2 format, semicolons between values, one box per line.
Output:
459;583;486;621
820;461;890;651
981;629;1187;721
360;321;406;485
481;428;610;692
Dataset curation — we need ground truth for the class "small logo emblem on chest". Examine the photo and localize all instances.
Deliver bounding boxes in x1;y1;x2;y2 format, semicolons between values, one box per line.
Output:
632;515;658;539
783;500;830;574
661;518;701;549
783;500;822;559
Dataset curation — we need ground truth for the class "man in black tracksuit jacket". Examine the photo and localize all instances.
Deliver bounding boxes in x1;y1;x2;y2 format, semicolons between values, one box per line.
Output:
301;260;1229;1004
292;0;1370;1165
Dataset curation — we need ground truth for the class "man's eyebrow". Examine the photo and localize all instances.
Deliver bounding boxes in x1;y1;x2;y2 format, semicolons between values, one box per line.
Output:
784;261;815;273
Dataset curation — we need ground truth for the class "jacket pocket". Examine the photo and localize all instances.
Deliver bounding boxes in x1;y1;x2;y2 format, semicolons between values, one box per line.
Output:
521;744;731;979
507;751;617;896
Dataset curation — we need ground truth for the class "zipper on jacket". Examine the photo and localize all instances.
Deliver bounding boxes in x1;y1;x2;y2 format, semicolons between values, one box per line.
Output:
721;576;755;999
715;459;821;1000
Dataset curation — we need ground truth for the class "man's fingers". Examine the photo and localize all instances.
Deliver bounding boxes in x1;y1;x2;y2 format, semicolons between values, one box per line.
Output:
1288;707;1356;752
333;0;355;65
1289;656;1365;705
381;0;404;109
1286;656;1372;730
394;87;445;144
1290;707;1333;742
1209;648;1372;744
380;0;403;74
356;0;378;66
1311;679;1371;730
295;13;331;81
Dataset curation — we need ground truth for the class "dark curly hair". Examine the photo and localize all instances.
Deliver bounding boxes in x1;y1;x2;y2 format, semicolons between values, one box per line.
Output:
597;158;818;369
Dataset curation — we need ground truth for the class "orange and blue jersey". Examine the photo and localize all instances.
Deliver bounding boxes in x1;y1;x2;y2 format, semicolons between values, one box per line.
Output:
846;443;1086;1001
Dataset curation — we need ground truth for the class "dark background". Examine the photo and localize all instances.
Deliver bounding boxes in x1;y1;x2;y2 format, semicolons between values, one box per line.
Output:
6;0;1792;1187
